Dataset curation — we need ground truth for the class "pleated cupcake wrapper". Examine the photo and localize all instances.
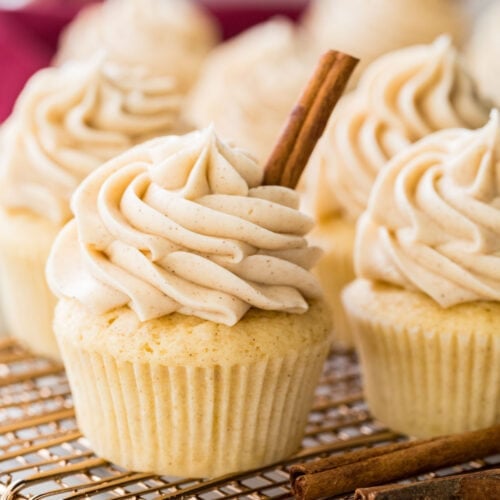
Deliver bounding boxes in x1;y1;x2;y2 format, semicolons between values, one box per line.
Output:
315;233;356;350
346;311;500;438
59;337;329;477
0;239;59;359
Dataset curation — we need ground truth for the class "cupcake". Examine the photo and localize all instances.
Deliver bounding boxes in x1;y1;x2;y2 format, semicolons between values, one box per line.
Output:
186;18;315;162
303;37;490;349
343;113;500;438
466;0;500;107
0;57;188;359
46;127;332;477
302;0;470;87
55;0;220;93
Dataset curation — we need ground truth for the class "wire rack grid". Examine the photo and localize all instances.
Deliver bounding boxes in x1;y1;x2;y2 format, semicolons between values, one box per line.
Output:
0;337;498;499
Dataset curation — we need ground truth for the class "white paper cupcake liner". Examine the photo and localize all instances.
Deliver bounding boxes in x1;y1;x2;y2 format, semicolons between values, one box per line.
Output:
343;281;500;437
59;336;329;477
0;210;60;359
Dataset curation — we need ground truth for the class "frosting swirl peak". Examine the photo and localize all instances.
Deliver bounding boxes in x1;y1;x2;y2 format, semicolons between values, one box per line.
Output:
355;111;500;307
47;128;323;325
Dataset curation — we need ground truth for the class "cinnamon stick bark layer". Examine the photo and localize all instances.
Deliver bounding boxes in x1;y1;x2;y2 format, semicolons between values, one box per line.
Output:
291;424;500;500
355;468;500;500
263;50;358;188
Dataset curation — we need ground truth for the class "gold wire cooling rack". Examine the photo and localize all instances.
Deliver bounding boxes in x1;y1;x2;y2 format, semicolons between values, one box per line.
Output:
0;337;498;500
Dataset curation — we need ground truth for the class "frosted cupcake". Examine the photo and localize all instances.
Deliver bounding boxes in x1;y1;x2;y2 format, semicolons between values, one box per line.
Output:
46;127;331;477
186;18;315;162
343;113;500;438
466;0;500;107
304;37;489;348
55;0;220;93
302;0;470;87
0;57;187;359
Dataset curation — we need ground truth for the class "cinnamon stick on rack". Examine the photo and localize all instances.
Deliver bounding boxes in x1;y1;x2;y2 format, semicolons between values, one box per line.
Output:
263;50;358;188
290;437;439;482
355;468;500;500
290;424;500;500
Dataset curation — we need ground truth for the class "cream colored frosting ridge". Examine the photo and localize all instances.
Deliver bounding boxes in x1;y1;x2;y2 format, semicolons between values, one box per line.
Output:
309;36;489;221
355;111;500;307
0;57;186;224
47;128;323;325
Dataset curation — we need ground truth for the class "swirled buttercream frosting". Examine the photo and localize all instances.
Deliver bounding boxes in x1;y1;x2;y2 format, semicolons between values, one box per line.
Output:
186;18;315;161
0;57;187;224
55;0;219;91
355;111;500;307
46;128;323;325
308;36;490;221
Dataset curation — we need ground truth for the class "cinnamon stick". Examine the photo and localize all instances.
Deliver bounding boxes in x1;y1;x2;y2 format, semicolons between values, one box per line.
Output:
263;50;358;188
355;468;500;500
290;437;439;482
291;424;500;500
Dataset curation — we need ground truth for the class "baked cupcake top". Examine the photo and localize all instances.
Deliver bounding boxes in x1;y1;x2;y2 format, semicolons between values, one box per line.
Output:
307;37;489;222
47;128;323;325
186;18;314;162
55;0;219;92
0;56;187;224
355;111;500;307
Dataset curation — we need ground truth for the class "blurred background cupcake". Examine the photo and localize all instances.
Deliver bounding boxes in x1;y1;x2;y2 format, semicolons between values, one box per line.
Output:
186;17;315;162
54;0;221;93
465;0;500;107
302;0;471;88
0;56;188;357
